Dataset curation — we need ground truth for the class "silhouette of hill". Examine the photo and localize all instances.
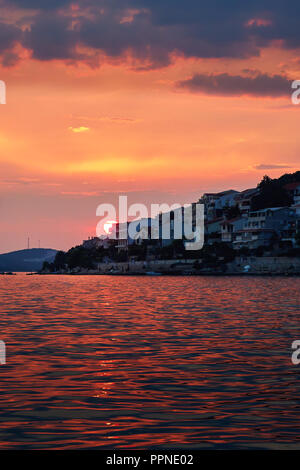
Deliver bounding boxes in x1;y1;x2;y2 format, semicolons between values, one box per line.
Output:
0;248;57;272
265;170;300;187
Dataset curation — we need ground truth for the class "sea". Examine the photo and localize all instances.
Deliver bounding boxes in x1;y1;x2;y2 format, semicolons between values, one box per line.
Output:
0;274;300;449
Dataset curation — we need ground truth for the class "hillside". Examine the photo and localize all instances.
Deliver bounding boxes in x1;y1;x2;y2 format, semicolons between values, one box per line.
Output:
0;248;57;272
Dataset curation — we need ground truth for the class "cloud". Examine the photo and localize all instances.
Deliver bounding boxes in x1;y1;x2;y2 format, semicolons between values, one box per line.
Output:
177;72;291;97
68;126;90;133
0;177;40;185
69;115;141;124
254;164;293;170
60;191;100;197
98;116;142;124
0;21;23;65
10;0;71;9
24;14;78;61
3;1;300;68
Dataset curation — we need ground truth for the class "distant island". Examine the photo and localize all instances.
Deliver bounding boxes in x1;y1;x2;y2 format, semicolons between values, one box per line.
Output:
0;248;57;273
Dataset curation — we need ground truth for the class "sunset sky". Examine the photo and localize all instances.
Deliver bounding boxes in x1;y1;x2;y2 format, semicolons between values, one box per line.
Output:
0;0;300;252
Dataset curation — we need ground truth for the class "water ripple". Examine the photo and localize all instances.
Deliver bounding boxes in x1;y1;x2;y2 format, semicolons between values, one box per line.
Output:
0;274;299;449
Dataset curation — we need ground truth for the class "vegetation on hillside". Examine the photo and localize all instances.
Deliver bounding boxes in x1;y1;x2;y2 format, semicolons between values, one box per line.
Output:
251;173;297;210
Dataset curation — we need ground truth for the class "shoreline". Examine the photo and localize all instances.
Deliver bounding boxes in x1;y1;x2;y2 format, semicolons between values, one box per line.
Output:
32;271;300;277
35;255;300;277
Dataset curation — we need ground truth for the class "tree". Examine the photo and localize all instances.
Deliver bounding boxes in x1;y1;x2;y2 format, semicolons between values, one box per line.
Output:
65;246;95;269
251;175;292;210
41;261;54;272
53;251;66;270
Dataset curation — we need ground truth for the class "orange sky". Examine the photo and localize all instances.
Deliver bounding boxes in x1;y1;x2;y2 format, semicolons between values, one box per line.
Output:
0;28;300;251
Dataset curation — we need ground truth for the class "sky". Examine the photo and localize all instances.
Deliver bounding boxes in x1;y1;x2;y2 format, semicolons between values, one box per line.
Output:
0;0;300;252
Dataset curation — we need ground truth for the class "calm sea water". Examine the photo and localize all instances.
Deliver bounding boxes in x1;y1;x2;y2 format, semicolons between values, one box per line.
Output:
0;274;300;449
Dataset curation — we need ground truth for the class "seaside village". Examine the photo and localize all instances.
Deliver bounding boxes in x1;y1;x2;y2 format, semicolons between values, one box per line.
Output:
43;174;300;275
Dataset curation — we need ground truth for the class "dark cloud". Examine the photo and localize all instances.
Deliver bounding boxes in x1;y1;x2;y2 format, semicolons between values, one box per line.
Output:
20;4;262;69
10;0;71;9
24;14;77;61
177;72;291;97
2;1;300;68
0;22;22;51
0;22;23;66
254;164;293;170
1;51;20;67
76;11;173;69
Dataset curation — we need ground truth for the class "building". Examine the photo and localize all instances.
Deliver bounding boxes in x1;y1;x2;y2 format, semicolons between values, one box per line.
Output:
199;190;239;219
205;217;223;244
234;188;259;215
214;190;240;210
82;236;113;249
233;207;296;249
221;217;244;243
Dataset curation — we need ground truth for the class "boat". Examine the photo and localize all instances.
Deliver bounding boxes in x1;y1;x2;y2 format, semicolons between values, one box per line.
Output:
145;271;162;276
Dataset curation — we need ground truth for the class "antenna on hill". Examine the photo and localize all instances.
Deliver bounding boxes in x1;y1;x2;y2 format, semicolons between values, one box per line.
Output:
27;237;30;250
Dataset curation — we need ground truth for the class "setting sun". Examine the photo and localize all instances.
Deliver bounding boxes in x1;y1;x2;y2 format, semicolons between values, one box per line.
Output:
103;220;117;236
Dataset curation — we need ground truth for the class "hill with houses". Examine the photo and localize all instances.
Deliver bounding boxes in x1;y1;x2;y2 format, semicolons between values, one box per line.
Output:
42;172;300;274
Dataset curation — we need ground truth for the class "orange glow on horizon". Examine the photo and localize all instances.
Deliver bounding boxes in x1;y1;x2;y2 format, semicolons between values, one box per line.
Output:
0;47;299;251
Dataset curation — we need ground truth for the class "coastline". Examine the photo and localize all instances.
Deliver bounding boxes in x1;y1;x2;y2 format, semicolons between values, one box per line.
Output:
33;272;300;276
35;255;300;276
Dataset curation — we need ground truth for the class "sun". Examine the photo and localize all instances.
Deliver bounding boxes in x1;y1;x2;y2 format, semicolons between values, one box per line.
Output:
103;220;117;235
